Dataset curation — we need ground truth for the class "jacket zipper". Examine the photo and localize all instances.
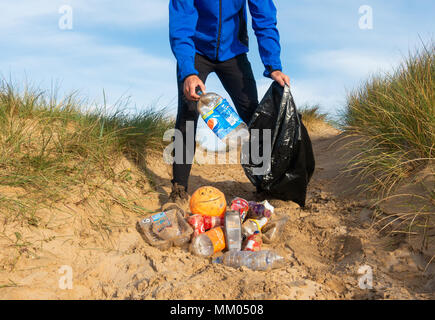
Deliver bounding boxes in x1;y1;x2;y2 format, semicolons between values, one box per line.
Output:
216;0;222;60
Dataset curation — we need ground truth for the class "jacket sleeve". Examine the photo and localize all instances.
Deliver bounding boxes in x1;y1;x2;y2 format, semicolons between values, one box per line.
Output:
248;0;282;78
169;0;198;82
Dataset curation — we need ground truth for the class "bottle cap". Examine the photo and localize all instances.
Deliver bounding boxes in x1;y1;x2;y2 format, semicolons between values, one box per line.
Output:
212;256;223;264
195;86;204;96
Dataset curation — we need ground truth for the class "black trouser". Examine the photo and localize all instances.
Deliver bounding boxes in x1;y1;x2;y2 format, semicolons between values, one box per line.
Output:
172;53;259;191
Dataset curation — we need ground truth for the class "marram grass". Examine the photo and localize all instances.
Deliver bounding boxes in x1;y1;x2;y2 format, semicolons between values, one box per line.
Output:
343;41;434;197
0;80;173;225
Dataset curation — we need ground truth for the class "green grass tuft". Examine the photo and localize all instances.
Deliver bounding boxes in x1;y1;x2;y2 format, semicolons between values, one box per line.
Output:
298;104;328;131
342;41;434;253
342;41;434;196
0;80;173;224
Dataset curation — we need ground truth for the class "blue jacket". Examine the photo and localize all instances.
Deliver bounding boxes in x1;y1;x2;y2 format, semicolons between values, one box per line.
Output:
169;0;282;82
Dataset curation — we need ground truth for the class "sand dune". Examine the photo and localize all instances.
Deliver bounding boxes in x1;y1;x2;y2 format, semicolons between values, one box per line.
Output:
0;125;433;300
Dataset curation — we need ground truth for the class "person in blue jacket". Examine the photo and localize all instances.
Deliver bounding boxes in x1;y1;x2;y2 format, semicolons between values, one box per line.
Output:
168;0;290;207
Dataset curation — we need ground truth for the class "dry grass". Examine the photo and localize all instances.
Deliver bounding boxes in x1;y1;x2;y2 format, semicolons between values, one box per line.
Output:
342;42;434;196
342;41;434;250
0;80;173;227
298;104;329;131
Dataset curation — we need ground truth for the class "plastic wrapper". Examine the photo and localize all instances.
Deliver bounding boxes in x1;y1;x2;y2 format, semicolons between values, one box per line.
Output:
247;200;274;219
242;82;315;207
137;208;193;250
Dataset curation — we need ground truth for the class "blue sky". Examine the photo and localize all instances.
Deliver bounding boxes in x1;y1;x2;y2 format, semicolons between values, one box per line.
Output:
0;0;433;120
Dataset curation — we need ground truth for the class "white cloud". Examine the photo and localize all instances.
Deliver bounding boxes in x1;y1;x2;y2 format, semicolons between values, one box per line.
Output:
303;49;402;79
73;0;168;27
0;2;175;117
0;0;168;29
0;1;55;28
0;26;176;112
256;78;344;116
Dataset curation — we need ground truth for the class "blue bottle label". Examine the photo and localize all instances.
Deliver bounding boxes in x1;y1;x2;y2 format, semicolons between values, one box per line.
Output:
150;212;172;232
202;99;242;140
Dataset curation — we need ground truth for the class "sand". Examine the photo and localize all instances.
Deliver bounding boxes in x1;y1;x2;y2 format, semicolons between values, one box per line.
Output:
0;125;433;300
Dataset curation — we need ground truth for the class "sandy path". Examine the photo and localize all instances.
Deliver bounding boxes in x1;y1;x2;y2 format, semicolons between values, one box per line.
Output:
0;126;433;299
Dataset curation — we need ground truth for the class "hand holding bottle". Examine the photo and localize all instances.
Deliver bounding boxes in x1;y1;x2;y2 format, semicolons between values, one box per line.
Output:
183;75;206;101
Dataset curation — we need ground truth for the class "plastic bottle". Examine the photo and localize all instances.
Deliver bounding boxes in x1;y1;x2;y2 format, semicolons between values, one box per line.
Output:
197;91;249;144
215;250;285;271
242;217;269;239
224;210;242;251
138;208;193;250
262;216;289;244
190;227;226;257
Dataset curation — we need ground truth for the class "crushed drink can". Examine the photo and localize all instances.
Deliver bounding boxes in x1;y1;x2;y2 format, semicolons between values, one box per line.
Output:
230;197;249;222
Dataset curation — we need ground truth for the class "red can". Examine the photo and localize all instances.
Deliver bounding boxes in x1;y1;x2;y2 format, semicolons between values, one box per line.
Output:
187;214;205;237
230;197;249;222
187;214;224;237
203;215;224;230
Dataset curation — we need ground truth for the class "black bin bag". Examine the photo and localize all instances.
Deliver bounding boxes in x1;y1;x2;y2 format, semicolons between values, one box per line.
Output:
242;82;315;207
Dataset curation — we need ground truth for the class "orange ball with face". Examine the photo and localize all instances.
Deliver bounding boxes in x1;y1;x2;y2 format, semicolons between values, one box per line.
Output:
190;186;227;217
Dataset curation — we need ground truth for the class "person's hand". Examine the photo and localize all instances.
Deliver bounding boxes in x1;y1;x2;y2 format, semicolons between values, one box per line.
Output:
183;75;206;101
271;70;290;87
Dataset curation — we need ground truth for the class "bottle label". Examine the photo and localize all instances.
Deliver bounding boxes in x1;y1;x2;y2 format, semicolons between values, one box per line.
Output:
150;212;172;233
202;99;243;140
248;217;268;231
187;214;205;236
207;227;226;253
243;233;262;252
244;240;259;251
204;216;224;230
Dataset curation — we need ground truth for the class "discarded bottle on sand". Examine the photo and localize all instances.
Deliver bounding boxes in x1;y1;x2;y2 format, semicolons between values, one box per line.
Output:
214;250;285;271
242;217;269;239
224;210;242;251
197;91;249;144
190;227;226;257
262;215;289;244
138;207;193;250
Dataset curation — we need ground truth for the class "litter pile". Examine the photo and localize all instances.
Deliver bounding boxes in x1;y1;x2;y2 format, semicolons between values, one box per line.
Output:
137;186;288;271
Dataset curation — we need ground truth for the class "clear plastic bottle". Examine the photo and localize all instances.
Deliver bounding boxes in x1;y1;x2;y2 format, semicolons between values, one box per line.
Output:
224;210;242;251
190;227;226;257
216;250;285;271
197;91;249;145
137;208;193;250
262;216;289;244
241;217;269;239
